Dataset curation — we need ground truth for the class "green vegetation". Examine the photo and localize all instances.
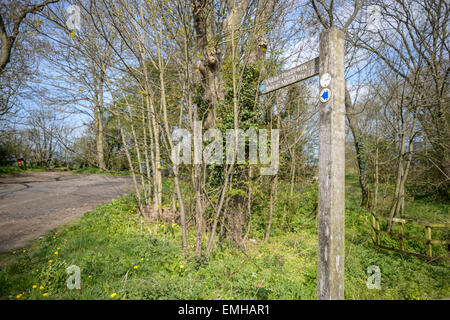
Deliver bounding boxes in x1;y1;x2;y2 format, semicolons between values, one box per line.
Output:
0;166;131;177
73;167;106;175
0;166;23;176
0;166;46;176
1;175;448;300
73;167;131;176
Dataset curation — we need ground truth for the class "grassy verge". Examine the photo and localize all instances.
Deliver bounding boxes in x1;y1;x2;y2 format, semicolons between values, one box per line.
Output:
74;167;131;176
0;166;22;176
0;177;448;300
0;166;131;177
0;166;47;176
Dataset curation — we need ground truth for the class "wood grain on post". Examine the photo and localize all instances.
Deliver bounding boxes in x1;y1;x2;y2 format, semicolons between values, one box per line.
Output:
399;222;404;251
376;217;381;246
425;226;432;257
372;215;377;245
317;27;346;300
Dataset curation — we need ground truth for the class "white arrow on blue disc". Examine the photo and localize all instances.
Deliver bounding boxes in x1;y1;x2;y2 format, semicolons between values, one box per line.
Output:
319;88;331;103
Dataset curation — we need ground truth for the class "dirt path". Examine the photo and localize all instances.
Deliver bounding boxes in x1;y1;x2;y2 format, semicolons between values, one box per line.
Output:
0;171;134;252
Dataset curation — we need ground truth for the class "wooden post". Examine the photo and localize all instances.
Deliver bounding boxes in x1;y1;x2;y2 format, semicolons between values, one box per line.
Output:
372;215;380;246
371;215;376;244
399;222;404;251
317;27;346;300
376;217;380;246
425;226;432;257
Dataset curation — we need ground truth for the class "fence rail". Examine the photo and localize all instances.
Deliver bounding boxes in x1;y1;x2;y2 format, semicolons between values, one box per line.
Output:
370;212;450;262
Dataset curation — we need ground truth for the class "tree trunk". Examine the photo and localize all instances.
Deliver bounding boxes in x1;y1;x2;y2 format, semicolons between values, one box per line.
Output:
246;0;276;66
265;175;277;241
118;118;143;213
373;108;379;213
387;108;417;231
93;71;106;171
192;0;223;128
193;109;204;257
345;86;370;208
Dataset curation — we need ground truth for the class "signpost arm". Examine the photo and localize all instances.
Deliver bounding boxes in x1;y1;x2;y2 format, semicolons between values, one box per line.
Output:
317;27;346;300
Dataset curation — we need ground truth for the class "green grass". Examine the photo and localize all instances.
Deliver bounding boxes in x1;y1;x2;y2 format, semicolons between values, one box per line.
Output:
0;166;46;176
0;165;131;177
0;176;448;300
74;167;131;176
404;197;449;223
0;166;23;176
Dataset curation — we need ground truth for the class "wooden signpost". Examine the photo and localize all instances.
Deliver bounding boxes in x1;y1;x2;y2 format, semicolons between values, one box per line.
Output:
260;27;345;300
260;57;319;94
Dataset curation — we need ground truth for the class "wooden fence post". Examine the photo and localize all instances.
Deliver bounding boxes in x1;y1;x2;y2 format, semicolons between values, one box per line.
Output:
376;218;381;245
425;226;432;257
372;215;380;246
372;215;377;244
399;222;404;251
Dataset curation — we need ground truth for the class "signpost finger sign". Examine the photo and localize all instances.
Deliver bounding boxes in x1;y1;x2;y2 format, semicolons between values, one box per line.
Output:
259;57;319;94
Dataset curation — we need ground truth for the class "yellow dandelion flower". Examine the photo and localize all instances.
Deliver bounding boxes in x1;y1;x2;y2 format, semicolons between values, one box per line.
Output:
16;293;23;299
52;236;56;239
88;275;92;279
32;285;37;289
133;265;139;269
23;249;27;253
179;265;184;269
110;293;117;298
48;259;53;263
39;286;44;290
43;293;48;297
36;269;39;272
54;251;58;255
57;247;60;250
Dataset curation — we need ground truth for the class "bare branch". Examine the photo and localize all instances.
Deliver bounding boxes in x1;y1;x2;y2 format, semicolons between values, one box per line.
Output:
343;0;364;31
